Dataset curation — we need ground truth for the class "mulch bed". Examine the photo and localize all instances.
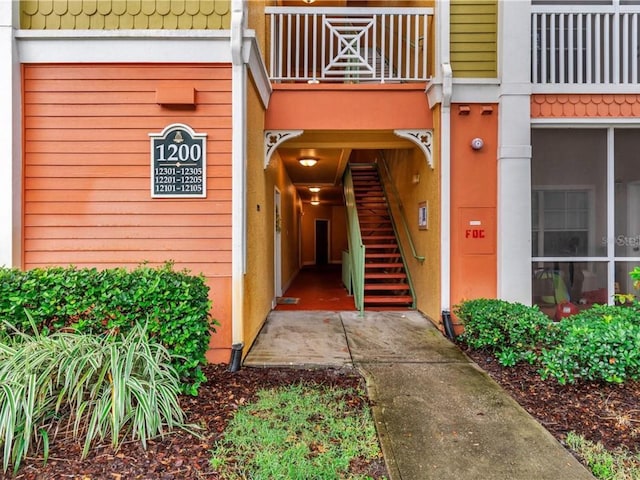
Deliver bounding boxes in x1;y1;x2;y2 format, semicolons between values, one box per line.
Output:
463;347;640;454
5;347;640;479
5;365;386;480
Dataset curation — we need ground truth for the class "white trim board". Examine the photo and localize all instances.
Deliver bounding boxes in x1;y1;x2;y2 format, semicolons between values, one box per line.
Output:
16;30;232;63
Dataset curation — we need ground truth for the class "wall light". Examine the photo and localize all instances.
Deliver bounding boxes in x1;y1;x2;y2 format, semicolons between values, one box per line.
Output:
471;138;484;150
299;158;318;167
309;186;321;193
310;200;320;206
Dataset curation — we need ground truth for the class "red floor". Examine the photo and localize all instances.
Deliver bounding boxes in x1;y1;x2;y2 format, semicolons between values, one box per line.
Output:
275;265;356;311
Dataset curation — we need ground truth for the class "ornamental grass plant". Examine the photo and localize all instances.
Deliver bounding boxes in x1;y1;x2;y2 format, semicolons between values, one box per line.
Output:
0;315;189;474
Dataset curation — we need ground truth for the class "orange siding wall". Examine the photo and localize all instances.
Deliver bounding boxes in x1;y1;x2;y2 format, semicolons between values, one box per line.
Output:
23;64;233;362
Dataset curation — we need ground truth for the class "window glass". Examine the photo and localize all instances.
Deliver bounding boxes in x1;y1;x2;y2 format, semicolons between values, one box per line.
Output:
531;129;607;257
615;262;640;300
614;130;640;257
532;262;608;312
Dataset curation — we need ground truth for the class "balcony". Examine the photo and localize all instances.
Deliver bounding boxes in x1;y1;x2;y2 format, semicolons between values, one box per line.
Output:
265;6;433;84
532;1;640;90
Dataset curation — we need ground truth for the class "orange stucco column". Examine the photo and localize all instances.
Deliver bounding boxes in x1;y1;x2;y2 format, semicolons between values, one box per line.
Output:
450;104;498;309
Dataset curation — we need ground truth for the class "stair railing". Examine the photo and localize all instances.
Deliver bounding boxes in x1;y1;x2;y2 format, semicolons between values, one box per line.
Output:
378;153;425;264
343;166;365;313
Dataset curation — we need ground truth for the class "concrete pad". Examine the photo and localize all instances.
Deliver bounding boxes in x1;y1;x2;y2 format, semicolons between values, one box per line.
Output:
243;311;352;367
341;310;468;364
363;363;595;480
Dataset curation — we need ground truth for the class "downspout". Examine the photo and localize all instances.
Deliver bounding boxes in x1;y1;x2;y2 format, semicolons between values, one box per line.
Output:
231;0;246;348
441;63;452;316
438;0;453;318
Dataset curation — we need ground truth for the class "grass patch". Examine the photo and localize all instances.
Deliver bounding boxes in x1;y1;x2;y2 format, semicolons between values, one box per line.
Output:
566;432;640;480
210;383;385;479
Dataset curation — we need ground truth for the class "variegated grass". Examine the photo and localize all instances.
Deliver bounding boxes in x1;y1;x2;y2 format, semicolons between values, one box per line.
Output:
0;314;189;474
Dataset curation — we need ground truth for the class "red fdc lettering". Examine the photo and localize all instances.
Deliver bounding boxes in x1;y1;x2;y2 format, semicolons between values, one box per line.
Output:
465;229;485;239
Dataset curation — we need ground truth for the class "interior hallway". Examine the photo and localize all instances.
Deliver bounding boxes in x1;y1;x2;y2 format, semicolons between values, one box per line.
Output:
275;265;356;311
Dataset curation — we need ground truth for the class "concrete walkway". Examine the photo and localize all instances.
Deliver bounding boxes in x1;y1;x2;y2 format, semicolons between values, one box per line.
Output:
244;310;595;480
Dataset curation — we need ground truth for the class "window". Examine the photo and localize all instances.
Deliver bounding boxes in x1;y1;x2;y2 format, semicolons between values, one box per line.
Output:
531;127;640;309
532;189;591;258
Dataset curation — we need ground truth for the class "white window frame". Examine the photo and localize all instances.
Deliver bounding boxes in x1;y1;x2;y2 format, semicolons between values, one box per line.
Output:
532;185;596;258
531;123;640;304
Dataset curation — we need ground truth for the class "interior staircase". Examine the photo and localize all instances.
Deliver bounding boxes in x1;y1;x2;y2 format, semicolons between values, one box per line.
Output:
350;163;413;308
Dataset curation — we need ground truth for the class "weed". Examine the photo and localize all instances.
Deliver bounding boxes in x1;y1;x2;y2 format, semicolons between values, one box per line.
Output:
211;383;384;479
565;432;640;480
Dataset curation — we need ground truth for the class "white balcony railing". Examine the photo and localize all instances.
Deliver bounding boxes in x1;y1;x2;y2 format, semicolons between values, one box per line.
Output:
532;1;640;86
265;6;433;83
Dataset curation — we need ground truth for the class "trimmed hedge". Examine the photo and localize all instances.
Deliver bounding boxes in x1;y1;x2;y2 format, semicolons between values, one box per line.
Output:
454;298;553;367
539;304;640;384
0;263;217;394
456;298;640;384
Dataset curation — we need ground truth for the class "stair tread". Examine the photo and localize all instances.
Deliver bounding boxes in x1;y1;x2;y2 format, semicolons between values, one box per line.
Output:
352;162;412;307
364;284;410;290
364;296;413;304
365;273;407;279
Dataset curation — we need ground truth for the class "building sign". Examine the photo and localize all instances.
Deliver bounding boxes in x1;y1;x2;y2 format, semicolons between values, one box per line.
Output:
149;123;207;198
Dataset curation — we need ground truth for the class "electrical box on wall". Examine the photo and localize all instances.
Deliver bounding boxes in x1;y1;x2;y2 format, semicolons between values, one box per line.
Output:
459;207;495;255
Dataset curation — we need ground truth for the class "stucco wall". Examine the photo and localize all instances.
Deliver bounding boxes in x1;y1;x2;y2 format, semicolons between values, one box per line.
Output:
450;103;498;307
384;145;441;322
243;61;272;354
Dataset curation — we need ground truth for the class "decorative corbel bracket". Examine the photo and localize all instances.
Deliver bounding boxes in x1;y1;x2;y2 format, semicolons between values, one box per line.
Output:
264;130;304;169
394;129;434;169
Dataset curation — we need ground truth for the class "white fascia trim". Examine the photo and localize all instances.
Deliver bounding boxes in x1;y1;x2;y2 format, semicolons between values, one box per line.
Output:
15;30;233;63
426;79;501;106
244;32;271;108
453;81;500;103
533;84;640;95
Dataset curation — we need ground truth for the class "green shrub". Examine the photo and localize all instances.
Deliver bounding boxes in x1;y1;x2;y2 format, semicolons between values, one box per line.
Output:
629;266;640;291
539;305;640;384
0;318;189;474
455;299;554;366
0;263;216;394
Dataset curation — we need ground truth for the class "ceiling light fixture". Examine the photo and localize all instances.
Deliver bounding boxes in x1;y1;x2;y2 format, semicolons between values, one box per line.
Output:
302;0;316;4
299;158;318;167
308;186;321;193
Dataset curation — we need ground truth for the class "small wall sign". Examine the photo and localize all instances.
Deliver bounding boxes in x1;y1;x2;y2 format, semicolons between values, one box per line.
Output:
418;201;428;230
149;123;207;198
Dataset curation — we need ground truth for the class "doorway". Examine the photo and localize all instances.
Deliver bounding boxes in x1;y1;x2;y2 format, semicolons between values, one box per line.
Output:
274;188;282;299
315;219;329;266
